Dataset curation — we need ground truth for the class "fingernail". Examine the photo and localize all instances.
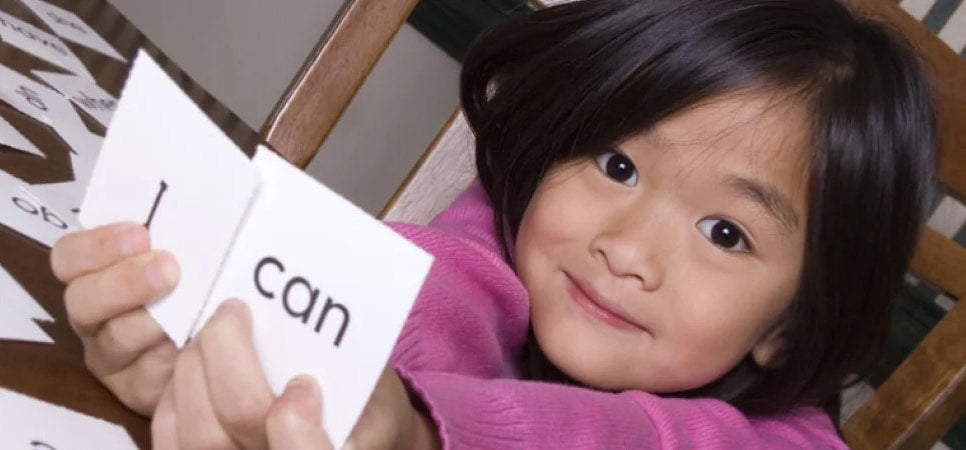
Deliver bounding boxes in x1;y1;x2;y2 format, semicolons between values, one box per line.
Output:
285;375;315;395
116;223;147;257
216;299;250;320
145;254;179;291
283;375;319;420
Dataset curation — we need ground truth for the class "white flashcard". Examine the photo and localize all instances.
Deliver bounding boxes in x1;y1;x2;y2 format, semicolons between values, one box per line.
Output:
0;170;76;247
0;388;138;449
80;50;259;347
0;264;54;322
50;123;103;181
0;264;53;343
20;184;82;229
19;126;103;231
0;63;53;124
0;63;86;133
19;0;127;62
0;10;92;80
0;308;52;343
0;115;44;156
193;147;433;449
33;70;117;127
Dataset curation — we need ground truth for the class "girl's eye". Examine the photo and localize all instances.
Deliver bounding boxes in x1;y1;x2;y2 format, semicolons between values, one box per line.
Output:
697;218;751;253
595;150;638;186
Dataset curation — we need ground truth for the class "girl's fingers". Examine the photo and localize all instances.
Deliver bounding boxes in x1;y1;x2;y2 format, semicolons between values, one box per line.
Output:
100;339;177;416
171;342;238;450
84;308;168;377
51;222;150;282
151;384;179;450
266;376;333;450
197;300;273;449
64;250;179;336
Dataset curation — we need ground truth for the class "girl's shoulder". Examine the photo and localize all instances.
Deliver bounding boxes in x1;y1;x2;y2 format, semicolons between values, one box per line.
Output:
388;180;508;272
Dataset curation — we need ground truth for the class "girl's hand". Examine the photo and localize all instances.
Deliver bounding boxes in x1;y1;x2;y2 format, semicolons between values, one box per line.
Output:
344;367;441;450
151;300;333;449
50;222;180;416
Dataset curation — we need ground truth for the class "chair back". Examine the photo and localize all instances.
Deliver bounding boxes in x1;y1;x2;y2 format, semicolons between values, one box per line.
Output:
838;4;966;447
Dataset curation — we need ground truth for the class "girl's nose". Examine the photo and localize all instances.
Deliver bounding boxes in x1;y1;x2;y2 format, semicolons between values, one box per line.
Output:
589;213;665;292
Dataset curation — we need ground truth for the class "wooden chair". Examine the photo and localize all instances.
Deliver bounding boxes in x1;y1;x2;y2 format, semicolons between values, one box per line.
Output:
260;1;966;448
839;2;966;447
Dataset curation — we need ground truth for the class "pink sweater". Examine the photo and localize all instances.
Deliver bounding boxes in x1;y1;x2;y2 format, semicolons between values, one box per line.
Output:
387;182;846;449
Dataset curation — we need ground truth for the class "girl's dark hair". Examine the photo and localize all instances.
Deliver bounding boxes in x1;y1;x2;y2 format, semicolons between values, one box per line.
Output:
460;0;936;415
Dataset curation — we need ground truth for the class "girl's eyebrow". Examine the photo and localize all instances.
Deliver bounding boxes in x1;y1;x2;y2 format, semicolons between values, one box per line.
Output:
724;175;800;233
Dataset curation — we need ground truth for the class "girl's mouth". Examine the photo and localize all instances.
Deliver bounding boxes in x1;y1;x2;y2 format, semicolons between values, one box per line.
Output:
564;272;648;333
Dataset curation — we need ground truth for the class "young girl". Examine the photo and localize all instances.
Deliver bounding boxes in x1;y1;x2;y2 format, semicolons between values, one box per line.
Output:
51;0;936;448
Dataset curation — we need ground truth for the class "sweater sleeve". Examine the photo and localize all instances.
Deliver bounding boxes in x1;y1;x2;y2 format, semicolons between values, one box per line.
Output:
395;369;847;450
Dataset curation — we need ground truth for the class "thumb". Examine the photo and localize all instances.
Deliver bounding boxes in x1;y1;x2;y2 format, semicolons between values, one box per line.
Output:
266;375;333;450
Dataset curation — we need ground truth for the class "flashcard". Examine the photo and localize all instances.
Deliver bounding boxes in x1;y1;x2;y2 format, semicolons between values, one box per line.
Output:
192;147;433;449
19;125;104;228
0;388;138;449
0;170;76;247
0;264;53;343
33;70;117;127
51;123;102;179
80;50;259;347
19;0;127;62
0;115;44;156
21;183;82;229
0;63;86;134
0;305;52;343
0;265;53;322
0;63;53;124
0;10;92;80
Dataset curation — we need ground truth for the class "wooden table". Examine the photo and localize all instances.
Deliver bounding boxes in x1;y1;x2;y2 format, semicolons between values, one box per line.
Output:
0;0;259;447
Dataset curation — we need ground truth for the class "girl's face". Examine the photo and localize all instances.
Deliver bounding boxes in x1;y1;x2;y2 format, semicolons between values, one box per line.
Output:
515;91;811;393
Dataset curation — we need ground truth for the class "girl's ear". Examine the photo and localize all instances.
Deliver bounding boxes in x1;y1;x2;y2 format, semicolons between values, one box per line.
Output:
751;322;787;368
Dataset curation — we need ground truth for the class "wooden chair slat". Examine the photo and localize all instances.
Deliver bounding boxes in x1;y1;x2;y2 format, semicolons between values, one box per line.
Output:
843;299;966;449
261;0;419;168
380;109;476;223
909;227;966;298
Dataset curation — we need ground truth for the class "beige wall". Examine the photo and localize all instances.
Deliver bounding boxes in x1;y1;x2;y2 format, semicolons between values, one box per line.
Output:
107;0;461;215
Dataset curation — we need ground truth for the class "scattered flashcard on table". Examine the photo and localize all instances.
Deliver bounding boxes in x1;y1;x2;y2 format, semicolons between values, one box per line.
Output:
0;115;44;156
0;63;86;132
0;264;53;343
52;123;103;178
0;388;138;449
0;63;55;124
49;122;97;163
191;147;432;449
0;10;92;80
0;170;76;247
0;304;52;343
80;49;260;347
0;265;53;322
20;183;81;229
33;70;117;127
19;0;127;62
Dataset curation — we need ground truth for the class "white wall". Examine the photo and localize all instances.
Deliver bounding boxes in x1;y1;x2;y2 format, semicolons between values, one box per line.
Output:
107;0;461;215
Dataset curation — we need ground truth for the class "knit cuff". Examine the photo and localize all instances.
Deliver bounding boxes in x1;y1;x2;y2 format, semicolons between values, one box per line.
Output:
394;367;527;449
